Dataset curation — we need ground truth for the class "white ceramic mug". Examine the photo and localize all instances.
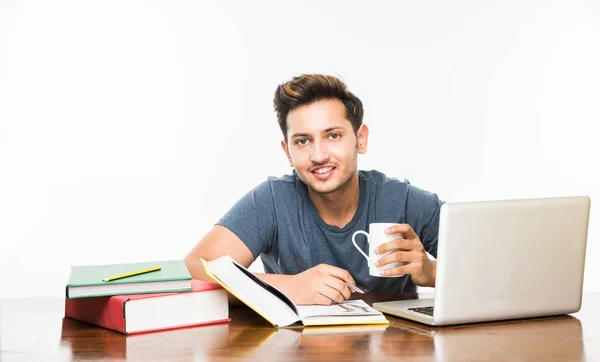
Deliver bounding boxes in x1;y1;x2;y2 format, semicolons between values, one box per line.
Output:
352;223;405;277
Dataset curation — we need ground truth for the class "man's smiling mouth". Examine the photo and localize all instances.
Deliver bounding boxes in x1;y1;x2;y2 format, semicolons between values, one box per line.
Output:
313;166;335;174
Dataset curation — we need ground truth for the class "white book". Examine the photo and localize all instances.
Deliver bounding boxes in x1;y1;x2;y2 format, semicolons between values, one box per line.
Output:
202;255;389;328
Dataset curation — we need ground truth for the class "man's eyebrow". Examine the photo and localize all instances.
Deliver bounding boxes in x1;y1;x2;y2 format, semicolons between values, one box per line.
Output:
290;132;311;139
290;127;345;139
323;127;344;133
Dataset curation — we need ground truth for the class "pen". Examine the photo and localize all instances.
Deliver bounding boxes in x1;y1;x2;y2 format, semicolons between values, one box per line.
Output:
102;266;162;282
345;282;364;294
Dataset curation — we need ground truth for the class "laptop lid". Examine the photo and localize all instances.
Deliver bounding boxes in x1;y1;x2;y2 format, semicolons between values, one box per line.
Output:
432;196;590;325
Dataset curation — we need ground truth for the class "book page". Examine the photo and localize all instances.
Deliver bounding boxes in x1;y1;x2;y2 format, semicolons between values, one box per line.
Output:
297;300;381;319
231;262;298;315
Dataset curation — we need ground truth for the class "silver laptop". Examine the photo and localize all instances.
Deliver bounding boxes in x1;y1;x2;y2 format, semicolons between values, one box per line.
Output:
373;196;591;326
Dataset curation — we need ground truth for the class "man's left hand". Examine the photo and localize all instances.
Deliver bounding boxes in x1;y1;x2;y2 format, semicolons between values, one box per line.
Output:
374;223;436;287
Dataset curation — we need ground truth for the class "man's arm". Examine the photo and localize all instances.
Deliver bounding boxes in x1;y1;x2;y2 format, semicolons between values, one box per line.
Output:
184;225;259;305
184;225;255;282
184;225;355;305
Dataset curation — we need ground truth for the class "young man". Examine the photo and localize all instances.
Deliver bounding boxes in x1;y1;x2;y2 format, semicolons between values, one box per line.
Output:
185;74;443;306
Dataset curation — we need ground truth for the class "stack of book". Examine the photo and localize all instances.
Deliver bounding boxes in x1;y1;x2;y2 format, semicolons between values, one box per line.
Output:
64;259;230;335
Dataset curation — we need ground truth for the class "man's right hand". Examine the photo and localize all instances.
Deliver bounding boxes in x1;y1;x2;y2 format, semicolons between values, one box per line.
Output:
263;264;355;306
184;225;356;306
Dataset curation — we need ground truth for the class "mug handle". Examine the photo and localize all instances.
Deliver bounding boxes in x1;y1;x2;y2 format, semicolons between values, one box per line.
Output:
352;230;370;264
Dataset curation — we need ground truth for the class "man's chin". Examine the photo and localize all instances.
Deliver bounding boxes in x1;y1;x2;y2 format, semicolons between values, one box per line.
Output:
306;180;342;195
309;186;338;195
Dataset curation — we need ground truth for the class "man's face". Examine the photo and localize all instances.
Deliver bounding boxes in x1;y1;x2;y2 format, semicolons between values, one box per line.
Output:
281;98;368;195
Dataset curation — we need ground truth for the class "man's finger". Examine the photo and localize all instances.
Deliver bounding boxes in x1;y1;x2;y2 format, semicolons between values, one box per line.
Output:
312;292;336;306
376;250;412;267
375;238;410;254
318;284;346;304
324;275;351;300
318;264;356;285
380;263;415;277
385;223;418;240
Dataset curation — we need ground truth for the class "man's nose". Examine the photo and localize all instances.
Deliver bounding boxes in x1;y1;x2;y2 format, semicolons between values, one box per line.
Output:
311;141;330;164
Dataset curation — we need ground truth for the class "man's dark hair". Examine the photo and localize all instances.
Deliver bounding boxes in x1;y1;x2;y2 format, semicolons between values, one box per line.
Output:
273;74;364;141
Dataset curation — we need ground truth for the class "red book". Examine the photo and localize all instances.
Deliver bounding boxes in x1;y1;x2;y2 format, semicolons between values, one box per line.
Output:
65;280;230;334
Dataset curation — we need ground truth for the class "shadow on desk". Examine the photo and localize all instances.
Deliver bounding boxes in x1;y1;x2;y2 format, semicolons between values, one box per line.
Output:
60;309;406;361
60;318;231;361
384;315;584;362
61;308;299;361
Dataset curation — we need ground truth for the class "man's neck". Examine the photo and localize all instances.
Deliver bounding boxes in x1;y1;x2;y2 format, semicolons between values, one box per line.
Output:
308;173;360;229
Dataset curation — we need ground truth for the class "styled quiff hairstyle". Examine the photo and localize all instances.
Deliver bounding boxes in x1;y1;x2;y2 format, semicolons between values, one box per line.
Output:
273;74;364;141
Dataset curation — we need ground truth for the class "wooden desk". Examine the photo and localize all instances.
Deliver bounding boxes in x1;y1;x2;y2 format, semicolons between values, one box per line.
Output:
1;293;599;361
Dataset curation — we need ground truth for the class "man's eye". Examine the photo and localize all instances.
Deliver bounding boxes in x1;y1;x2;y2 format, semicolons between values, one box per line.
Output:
329;133;341;139
295;139;308;145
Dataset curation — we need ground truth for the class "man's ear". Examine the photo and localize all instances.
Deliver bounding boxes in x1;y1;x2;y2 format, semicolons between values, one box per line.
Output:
357;124;369;154
281;140;293;167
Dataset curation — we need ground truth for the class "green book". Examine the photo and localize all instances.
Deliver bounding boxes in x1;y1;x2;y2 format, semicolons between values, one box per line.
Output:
66;260;192;299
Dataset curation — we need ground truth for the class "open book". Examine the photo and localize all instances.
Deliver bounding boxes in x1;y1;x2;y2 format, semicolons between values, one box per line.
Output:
202;255;389;328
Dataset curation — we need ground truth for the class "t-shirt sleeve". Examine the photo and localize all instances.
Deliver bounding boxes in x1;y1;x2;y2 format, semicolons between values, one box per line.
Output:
216;180;277;259
405;184;444;258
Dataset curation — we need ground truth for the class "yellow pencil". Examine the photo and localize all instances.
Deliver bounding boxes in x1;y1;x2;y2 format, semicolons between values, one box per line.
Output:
102;266;162;282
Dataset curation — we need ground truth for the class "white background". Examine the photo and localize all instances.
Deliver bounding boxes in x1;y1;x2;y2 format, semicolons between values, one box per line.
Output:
1;0;599;298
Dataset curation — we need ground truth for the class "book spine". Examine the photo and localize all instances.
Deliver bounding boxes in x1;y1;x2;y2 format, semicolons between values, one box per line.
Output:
64;296;128;334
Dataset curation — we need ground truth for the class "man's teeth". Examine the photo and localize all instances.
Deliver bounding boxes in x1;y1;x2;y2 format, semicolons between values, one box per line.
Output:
314;167;333;174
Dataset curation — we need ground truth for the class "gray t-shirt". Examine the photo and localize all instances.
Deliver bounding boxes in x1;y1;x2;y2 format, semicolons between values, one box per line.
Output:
218;170;443;293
